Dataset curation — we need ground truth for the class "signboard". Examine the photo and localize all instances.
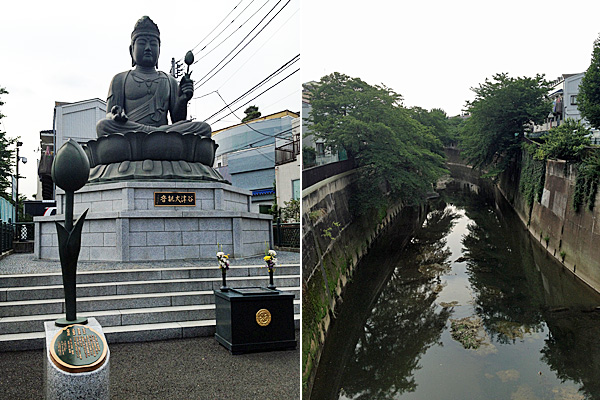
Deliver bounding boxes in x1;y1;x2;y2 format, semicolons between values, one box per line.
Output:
49;324;108;373
154;192;196;207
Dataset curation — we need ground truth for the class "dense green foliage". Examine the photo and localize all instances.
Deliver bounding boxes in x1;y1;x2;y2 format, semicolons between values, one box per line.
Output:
0;87;16;199
574;153;600;212
578;36;600;129
533;119;591;162
519;148;546;208
241;105;261;123
460;73;551;173
309;72;447;214
408;107;457;146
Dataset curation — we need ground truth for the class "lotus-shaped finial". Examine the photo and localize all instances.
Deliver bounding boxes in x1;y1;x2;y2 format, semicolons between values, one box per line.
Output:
52;139;90;192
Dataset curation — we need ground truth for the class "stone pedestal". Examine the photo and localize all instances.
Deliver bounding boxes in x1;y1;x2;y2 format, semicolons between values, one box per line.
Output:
34;181;273;262
44;318;110;400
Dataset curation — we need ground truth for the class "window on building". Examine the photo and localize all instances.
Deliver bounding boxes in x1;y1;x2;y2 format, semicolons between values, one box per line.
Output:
571;95;578;105
292;179;300;200
259;204;272;214
315;142;325;156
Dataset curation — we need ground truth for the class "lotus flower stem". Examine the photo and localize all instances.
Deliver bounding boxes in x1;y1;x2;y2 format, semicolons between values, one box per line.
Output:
64;191;74;231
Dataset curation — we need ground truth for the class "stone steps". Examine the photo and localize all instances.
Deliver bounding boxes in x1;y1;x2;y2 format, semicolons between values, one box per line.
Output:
0;264;300;351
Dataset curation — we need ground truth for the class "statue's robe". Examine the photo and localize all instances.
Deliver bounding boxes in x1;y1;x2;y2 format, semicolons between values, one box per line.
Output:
96;70;210;137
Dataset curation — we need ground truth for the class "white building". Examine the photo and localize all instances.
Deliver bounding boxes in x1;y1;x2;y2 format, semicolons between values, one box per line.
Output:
275;117;300;220
37;99;106;200
531;73;600;144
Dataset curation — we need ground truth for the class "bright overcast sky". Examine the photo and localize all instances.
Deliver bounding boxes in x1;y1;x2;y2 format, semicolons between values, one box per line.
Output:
303;0;600;115
0;0;299;199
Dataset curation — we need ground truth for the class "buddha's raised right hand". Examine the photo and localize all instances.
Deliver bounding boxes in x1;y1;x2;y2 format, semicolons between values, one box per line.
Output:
109;105;129;123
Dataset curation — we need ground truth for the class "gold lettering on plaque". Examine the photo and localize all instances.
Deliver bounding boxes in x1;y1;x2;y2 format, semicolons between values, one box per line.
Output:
256;309;272;326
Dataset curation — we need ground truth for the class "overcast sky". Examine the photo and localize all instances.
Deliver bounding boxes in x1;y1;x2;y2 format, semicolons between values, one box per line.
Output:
0;0;299;199
303;0;600;115
4;0;600;201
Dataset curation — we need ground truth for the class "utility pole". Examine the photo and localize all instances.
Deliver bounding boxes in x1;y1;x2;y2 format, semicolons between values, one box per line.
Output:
15;141;22;225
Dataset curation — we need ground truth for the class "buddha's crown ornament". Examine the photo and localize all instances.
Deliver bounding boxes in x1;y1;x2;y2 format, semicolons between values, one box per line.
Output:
131;16;160;43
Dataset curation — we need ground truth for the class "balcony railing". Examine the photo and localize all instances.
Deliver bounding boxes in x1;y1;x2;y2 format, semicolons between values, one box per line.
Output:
275;139;300;165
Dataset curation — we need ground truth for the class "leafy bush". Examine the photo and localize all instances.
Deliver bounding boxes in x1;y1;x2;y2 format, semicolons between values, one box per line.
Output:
534;119;591;162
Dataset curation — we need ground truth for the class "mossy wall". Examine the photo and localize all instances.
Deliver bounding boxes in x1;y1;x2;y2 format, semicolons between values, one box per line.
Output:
301;170;405;398
452;147;600;294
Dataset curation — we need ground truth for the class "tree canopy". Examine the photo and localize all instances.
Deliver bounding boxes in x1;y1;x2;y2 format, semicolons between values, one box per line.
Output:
0;87;16;199
242;105;261;123
578;35;600;129
460;73;551;173
309;72;447;214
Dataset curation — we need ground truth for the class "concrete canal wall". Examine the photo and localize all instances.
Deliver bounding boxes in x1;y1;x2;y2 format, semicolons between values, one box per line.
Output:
447;147;600;294
301;169;410;396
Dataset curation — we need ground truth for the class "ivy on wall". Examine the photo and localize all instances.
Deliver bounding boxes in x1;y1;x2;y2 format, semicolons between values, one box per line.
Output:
519;148;546;208
574;154;600;212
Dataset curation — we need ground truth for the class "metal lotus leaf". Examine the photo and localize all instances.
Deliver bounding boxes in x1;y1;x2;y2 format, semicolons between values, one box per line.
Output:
52;139;90;192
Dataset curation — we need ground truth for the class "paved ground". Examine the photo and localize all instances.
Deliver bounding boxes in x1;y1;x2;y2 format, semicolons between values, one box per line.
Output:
0;332;300;399
0;250;300;275
0;251;301;399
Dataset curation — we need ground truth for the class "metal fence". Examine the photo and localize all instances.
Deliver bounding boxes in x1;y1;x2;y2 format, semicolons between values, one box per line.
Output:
1;222;13;253
14;222;34;242
273;222;300;248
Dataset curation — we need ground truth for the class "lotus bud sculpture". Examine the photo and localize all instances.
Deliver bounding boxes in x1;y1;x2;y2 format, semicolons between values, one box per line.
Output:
51;139;90;326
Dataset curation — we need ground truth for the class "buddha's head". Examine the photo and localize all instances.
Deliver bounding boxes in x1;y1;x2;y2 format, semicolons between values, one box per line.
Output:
130;16;160;68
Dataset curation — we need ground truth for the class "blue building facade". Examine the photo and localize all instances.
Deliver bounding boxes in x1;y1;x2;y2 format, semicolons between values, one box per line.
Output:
212;111;298;213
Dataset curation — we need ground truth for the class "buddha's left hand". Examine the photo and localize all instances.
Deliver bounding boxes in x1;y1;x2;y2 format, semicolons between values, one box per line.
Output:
179;75;194;101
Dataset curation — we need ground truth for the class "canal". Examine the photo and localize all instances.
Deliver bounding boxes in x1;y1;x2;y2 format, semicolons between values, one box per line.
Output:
310;176;600;400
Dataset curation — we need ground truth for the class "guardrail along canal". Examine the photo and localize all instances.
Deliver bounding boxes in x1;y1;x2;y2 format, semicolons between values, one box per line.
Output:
310;179;600;400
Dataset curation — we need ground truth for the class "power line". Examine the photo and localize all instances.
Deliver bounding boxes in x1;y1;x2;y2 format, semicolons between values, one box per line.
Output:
214;7;299;90
194;0;291;89
202;54;299;121
212;90;296;144
189;0;245;54
192;0;270;64
207;67;299;125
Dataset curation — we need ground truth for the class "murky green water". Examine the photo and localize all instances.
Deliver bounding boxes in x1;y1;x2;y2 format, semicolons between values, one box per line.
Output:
311;178;600;400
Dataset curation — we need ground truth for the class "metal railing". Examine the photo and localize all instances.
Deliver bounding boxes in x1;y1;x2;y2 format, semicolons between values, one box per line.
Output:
14;222;34;242
273;222;300;248
275;139;300;165
1;222;13;252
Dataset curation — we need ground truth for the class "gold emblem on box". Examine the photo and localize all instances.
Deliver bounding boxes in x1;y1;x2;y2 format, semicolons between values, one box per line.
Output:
256;309;272;326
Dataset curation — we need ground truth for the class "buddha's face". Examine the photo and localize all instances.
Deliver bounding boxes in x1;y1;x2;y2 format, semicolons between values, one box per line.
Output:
131;35;160;68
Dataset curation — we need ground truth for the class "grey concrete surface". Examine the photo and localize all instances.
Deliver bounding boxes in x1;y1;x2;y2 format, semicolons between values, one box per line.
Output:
0;251;299;275
0;331;300;400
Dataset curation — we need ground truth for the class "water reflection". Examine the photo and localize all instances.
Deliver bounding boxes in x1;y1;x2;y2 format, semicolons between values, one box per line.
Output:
338;203;458;399
311;177;600;400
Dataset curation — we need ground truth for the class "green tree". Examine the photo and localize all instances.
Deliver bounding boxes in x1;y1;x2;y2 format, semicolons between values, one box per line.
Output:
460;73;551;173
242;105;261;123
533;119;591;162
408;107;453;146
309;72;447;214
0;87;16;199
578;35;600;129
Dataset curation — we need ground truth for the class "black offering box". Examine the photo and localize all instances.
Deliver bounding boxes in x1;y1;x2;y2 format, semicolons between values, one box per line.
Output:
214;287;296;354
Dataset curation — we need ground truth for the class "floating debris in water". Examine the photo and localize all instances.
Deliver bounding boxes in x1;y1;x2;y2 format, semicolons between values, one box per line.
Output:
418;262;451;278
439;301;460;308
450;316;485;349
496;369;520;382
494;321;534;341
